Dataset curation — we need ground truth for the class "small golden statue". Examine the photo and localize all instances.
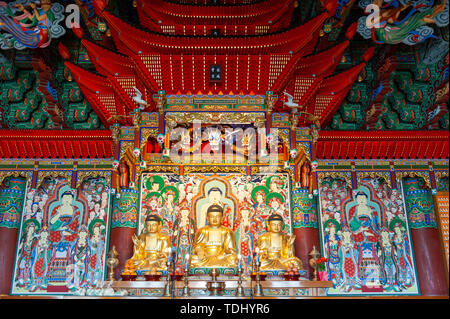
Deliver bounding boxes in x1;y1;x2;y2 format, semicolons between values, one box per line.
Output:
125;215;170;273
257;214;303;271
190;205;238;269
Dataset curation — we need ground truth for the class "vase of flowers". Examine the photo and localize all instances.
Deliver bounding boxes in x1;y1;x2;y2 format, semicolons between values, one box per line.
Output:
316;257;328;281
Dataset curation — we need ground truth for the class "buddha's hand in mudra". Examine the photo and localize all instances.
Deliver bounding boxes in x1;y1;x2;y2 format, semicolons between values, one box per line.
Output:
132;234;141;246
195;247;205;259
216;254;226;260
288;235;296;246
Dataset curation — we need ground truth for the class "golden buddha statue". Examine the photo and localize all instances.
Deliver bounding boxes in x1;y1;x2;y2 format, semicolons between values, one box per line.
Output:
126;215;170;272
257;214;303;271
190;204;238;269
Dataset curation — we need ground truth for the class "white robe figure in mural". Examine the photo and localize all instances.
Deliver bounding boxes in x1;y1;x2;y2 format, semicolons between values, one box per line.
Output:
379;230;400;292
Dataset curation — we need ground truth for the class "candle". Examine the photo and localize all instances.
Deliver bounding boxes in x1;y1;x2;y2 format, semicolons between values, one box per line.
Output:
238;254;242;271
166;248;171;264
255;247;260;264
185;254;190;272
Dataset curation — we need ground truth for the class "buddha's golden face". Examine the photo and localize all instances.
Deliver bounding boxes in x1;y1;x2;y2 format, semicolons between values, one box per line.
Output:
268;220;283;233
207;211;223;227
145;221;160;233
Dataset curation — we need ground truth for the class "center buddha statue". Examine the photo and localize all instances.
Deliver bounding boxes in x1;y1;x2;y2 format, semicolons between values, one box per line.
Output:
257;214;303;271
126;215;170;272
190;204;238;269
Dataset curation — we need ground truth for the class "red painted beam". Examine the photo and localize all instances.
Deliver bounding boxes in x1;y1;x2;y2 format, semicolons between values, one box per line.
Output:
316;130;449;160
0;130;113;159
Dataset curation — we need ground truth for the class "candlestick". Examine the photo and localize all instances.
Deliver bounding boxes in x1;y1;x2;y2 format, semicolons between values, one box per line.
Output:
235;266;245;297
163;253;171;297
254;254;263;297
309;245;320;281
106;246;119;282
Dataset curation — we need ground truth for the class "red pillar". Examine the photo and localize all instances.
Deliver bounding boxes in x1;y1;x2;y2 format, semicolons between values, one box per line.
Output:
0;177;27;295
109;227;137;279
109;188;140;279
159;111;165;135
292;185;320;279
410;228;448;296
0;228;18;294
108;128;140;279
294;227;320;279
403;177;448;296
266;111;272;131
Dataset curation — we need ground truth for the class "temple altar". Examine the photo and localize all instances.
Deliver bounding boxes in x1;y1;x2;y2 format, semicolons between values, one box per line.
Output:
0;0;448;302
107;278;332;298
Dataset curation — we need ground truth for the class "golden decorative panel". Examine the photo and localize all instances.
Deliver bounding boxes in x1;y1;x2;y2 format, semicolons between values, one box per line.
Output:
435;192;449;276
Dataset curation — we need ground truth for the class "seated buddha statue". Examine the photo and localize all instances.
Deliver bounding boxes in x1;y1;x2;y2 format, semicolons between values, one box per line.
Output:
127;215;170;272
257;214;303;271
190;204;238;269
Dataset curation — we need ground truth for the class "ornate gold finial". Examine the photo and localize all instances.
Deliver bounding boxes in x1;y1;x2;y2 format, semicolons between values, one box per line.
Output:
309;245;320;281
110;123;121;143
156;91;166;113
265;91;277;113
106;246;119;281
290;113;299;130
132;109;141;128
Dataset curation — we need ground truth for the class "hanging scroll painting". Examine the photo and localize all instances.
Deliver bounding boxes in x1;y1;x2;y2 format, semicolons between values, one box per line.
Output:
11;175;111;295
318;176;419;295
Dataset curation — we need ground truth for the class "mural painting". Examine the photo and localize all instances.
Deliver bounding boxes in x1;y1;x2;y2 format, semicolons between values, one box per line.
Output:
139;172;292;275
11;175;110;295
318;176;419;295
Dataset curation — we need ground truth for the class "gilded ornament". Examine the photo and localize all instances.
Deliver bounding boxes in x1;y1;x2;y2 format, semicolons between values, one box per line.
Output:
165;112;265;127
318;171;352;188
76;171;111;189
357;171;392;189
434;170;449;180
183;165;246;175
36;170;72;190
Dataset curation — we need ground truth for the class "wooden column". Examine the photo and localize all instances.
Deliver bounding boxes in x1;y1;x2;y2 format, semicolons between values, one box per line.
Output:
158;111;165;135
109;188;140;279
292;189;320;279
266;111;272;131
291;126;320;279
108;124;139;279
403;177;448;296
0;177;27;295
0;228;18;295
